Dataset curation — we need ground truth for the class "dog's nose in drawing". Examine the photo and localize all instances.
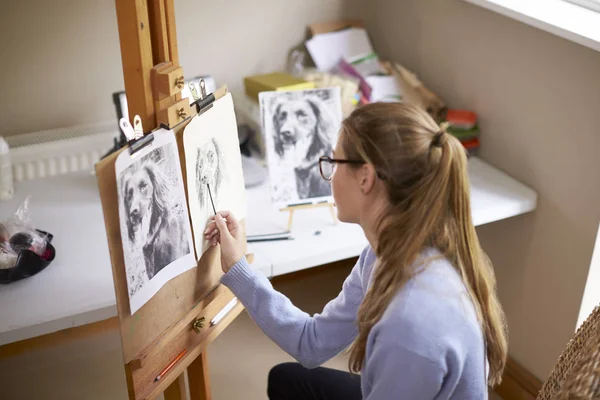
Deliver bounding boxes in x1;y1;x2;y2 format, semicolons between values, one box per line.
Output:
281;130;295;144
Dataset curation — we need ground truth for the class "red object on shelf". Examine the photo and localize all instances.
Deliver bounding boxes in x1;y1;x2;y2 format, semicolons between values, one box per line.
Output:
461;137;480;150
446;109;477;129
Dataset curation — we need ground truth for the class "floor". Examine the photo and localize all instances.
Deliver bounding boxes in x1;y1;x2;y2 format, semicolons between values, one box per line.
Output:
0;259;502;399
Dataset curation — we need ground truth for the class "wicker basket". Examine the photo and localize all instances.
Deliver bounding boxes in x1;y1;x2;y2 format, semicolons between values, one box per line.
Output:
537;305;600;399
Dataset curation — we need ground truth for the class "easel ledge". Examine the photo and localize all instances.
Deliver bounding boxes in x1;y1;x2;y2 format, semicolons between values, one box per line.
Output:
139;287;245;400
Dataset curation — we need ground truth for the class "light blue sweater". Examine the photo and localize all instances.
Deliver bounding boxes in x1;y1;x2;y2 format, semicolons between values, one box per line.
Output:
221;246;488;399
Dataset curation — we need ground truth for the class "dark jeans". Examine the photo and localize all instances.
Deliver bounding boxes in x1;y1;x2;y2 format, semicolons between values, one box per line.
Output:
267;362;362;400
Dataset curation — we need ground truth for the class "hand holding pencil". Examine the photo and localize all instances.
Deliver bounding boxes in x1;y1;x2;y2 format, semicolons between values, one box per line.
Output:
203;211;245;273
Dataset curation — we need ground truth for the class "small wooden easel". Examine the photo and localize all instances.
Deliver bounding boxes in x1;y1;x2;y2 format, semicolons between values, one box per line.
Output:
280;201;337;232
95;1;249;399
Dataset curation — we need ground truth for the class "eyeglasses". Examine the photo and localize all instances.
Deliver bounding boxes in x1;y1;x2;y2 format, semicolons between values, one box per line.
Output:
318;155;365;181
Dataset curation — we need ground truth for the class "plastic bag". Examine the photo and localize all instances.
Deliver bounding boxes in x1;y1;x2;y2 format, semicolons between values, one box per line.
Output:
0;196;47;269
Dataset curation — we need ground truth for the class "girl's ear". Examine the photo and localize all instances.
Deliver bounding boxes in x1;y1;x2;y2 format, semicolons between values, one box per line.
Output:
358;163;377;195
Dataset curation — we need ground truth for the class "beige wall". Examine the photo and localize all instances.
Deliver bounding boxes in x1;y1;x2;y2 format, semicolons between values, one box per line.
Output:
365;0;600;380
0;0;362;136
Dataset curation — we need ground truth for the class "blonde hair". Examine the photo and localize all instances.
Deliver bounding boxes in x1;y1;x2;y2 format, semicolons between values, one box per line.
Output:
343;103;508;386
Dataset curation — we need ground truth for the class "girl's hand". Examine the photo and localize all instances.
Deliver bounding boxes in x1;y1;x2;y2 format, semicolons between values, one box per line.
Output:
203;211;245;273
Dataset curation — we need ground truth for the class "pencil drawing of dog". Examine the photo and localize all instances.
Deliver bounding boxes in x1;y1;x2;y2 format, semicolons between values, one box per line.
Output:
272;95;335;199
122;159;189;280
195;138;223;214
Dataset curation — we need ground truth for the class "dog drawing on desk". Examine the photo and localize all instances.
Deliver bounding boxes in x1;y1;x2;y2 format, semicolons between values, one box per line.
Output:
121;161;189;280
272;96;335;200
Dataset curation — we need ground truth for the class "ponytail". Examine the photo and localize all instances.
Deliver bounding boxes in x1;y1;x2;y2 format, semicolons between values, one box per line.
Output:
343;103;507;386
445;134;508;385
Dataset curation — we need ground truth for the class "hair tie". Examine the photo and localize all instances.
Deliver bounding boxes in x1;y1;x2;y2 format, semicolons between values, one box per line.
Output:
431;122;449;148
432;131;444;148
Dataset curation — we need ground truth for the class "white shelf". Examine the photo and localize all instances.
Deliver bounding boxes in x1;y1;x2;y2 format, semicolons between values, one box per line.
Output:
0;157;537;345
464;0;600;53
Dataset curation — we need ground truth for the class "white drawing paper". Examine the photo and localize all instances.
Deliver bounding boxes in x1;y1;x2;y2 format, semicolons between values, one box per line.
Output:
306;28;374;72
259;87;342;209
184;93;247;259
365;75;404;102
115;128;195;315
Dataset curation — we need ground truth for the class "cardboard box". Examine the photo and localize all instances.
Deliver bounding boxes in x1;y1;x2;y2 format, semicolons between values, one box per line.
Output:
244;72;315;102
308;20;365;36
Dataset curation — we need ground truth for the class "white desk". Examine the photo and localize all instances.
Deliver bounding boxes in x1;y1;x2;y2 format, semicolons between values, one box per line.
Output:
246;157;538;276
0;157;537;346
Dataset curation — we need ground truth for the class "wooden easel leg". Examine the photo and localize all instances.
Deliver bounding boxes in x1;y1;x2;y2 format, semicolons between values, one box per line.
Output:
287;210;294;232
329;204;337;225
188;351;212;400
114;0;155;128
164;373;187;400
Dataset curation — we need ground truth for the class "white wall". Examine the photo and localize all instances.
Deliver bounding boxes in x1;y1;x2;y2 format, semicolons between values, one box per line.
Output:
364;0;600;380
0;0;362;137
577;223;600;328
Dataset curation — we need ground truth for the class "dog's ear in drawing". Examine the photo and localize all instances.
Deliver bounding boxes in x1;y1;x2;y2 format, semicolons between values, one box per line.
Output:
121;172;136;243
195;148;205;209
143;162;170;235
305;96;336;161
211;138;223;200
272;102;286;158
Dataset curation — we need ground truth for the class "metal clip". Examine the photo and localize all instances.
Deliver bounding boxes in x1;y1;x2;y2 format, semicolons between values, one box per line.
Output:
175;76;185;89
119;118;136;142
199;78;207;99
189;82;200;101
133;115;144;140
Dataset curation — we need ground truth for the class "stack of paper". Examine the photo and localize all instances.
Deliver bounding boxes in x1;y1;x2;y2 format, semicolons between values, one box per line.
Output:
365;76;403;102
305;25;408;105
306;28;374;72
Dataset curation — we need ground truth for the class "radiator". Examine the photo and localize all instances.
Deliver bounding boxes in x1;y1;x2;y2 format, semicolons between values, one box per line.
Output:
5;121;118;182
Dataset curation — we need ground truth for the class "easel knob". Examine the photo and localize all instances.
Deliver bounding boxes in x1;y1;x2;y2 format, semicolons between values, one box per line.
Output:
192;317;205;333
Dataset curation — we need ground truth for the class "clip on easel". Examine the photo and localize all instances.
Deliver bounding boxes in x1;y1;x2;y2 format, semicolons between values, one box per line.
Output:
95;1;250;399
280;200;337;232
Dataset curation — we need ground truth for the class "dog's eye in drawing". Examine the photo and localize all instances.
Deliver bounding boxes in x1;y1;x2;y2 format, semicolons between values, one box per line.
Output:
296;109;309;124
278;111;288;121
139;182;148;196
126;187;133;202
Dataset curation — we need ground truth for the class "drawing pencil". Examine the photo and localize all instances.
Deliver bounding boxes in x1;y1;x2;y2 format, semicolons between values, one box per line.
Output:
154;349;187;382
207;183;217;215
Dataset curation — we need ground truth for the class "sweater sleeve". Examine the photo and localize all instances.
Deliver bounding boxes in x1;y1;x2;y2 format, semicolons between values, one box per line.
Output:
365;340;445;400
220;248;368;368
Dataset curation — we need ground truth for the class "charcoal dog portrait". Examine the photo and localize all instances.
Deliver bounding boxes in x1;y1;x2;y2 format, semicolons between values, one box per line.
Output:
183;92;248;260
116;132;195;314
195;137;223;214
260;88;342;206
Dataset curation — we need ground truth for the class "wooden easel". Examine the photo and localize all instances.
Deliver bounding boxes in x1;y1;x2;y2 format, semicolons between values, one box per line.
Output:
94;1;247;399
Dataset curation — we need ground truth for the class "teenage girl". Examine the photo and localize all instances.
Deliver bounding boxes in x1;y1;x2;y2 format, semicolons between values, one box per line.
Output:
204;102;507;399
